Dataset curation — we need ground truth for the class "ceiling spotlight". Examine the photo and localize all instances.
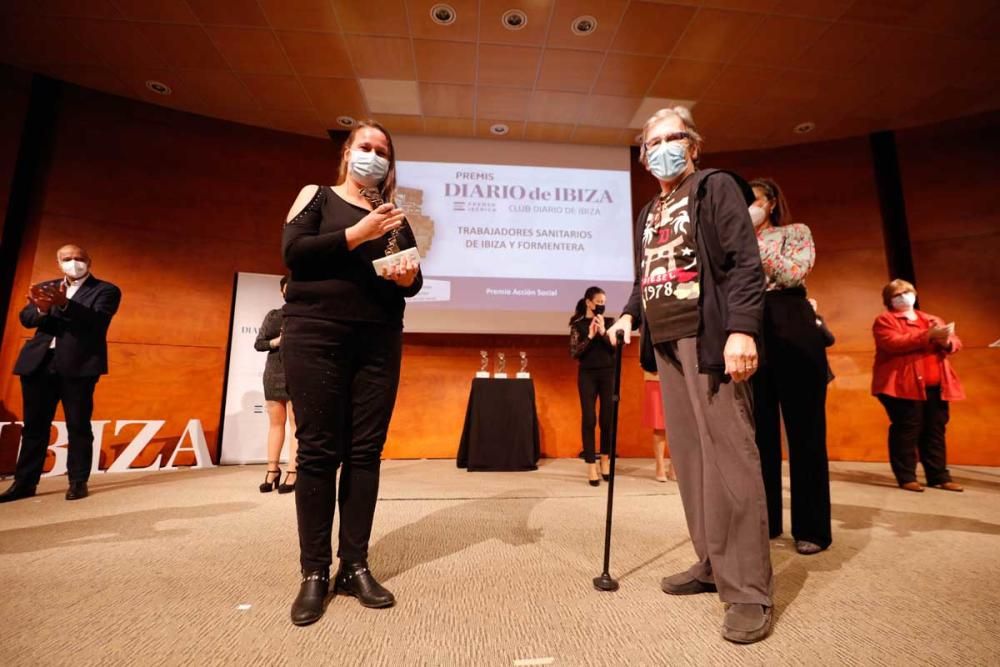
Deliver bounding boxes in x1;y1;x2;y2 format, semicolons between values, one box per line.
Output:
336;116;356;127
571;15;598;36
145;80;172;96
430;3;456;25
502;9;528;31
794;121;816;134
489;123;510;136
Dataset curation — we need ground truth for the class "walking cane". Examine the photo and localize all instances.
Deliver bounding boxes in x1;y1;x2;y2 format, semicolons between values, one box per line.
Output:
593;329;625;592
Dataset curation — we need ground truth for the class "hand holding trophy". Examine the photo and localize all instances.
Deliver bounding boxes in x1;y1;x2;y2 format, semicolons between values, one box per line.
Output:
359;187;421;279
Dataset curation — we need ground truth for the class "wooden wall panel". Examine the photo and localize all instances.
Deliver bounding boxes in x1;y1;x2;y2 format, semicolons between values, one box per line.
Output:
0;66;31;246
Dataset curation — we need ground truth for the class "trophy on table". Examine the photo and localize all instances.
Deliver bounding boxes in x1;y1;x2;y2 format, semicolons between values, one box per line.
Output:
360;187;421;278
476;350;490;378
495;352;508;379
516;351;530;379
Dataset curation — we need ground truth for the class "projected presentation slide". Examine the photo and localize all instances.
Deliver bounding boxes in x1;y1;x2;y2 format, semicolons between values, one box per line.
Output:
395;160;635;334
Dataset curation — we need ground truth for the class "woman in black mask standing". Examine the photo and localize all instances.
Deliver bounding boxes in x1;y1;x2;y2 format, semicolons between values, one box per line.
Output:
569;286;616;486
281;120;422;626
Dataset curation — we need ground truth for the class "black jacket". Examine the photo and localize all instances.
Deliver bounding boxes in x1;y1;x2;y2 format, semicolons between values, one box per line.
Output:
14;275;122;377
623;169;764;376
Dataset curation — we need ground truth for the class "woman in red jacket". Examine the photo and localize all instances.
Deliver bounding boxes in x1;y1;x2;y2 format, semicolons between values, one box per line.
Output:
872;279;965;492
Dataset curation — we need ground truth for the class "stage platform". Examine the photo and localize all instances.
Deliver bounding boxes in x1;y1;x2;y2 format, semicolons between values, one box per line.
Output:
2;459;998;666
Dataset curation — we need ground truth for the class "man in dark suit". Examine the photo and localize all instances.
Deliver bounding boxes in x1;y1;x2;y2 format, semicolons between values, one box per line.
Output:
0;244;121;503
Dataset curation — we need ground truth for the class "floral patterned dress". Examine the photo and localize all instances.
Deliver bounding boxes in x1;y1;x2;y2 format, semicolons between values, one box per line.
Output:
756;223;815;290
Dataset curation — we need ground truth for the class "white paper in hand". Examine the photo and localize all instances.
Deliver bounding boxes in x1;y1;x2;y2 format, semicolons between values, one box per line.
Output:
372;247;421;278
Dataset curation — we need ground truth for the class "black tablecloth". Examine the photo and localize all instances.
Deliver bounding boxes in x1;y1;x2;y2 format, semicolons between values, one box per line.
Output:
456;378;540;471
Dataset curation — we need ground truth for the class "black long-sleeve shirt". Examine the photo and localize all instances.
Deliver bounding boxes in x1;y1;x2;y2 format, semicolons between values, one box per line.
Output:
282;185;422;327
570;316;616;370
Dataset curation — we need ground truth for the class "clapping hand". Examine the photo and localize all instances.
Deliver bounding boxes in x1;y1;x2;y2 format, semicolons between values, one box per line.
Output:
929;322;955;346
28;282;67;313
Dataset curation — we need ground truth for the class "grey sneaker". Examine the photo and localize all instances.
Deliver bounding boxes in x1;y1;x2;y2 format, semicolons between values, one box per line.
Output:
660;571;718;595
722;603;772;644
795;540;824;555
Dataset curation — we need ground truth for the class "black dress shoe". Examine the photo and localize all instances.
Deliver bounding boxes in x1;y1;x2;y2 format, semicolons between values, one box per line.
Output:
335;561;395;608
0;481;37;503
291;570;330;626
66;481;89;500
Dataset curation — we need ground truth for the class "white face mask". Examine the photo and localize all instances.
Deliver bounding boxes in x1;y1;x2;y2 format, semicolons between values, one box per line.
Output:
748;204;767;228
891;292;916;311
348;149;389;186
60;260;89;280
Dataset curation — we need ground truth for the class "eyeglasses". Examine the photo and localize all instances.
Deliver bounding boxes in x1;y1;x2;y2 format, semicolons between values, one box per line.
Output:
644;131;690;152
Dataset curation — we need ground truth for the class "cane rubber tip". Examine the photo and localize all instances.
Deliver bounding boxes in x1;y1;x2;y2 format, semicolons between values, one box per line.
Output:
593;574;620;592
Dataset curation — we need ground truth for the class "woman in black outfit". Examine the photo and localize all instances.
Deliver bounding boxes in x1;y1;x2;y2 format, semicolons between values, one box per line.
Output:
281;120;422;626
253;275;297;494
569;286;616;486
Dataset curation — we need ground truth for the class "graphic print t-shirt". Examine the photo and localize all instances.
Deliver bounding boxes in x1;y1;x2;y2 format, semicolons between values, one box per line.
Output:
641;176;699;343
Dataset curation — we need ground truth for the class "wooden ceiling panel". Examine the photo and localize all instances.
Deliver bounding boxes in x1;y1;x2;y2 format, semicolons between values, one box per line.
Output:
672;9;762;63
258;0;340;31
572;125;624;145
74;18;166;71
696;0;782;11
478;0;553;46
526;90;588;124
424;116;475;137
16;0;122;19
207;27;291;75
373;114;426;135
0;15;96;67
419;83;475;117
240;74;314;111
344;36;415;79
300;76;368;117
524;122;575;142
734;15;828;68
269;109;329;137
184;0;269;27
593;53;664;97
793;21;885;72
413;40;477;84
535;48;603;93
769;0;852;19
546;0;628;52
33;64;131;97
579;95;641;128
477;45;541;89
476;120;527;140
476;87;532;120
700;65;775;106
840;0;927;26
407;0;480;42
333;0;409;35
111;0;199;23
277;31;353;78
138;23;230;70
146;69;258;111
647;59;724;100
610;2;696;56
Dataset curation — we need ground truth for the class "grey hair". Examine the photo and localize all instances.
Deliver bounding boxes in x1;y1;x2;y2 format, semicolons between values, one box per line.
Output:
639;106;704;164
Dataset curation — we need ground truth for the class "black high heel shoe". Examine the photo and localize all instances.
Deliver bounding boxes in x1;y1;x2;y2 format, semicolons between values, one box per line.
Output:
278;471;297;494
335;561;395;608
291;569;330;626
259;465;281;493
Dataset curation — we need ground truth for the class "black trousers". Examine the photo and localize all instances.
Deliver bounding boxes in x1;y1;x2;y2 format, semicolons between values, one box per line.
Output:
16;352;98;486
282;316;402;571
877;388;951;486
578;366;613;464
752;289;832;548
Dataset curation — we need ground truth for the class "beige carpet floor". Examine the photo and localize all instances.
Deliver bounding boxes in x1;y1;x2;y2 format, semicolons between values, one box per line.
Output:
1;459;998;666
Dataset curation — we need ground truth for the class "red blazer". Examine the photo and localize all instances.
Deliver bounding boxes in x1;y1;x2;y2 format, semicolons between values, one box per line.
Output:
871;309;965;401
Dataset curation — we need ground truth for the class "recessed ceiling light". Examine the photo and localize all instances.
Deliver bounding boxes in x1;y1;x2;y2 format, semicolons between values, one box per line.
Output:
489;123;510;136
502;9;528;31
337;116;356;127
145;80;172;96
794;121;816;134
571;15;598;36
430;3;456;25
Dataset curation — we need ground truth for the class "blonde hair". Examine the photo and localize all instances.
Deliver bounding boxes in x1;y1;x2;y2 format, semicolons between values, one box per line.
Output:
639;106;704;164
882;278;916;308
336;119;397;204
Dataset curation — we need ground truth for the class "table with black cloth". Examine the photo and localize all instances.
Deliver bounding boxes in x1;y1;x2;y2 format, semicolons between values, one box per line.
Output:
457;378;540;471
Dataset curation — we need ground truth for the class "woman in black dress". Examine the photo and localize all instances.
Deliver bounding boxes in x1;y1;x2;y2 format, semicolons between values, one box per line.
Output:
569;286;616;486
281;120;422;626
253;276;297;493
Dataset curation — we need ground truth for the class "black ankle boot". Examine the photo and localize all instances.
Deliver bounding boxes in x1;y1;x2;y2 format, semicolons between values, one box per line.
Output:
290;570;329;626
335;561;395;608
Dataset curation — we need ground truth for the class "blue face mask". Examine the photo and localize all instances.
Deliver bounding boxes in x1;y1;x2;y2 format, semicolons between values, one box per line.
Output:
646;141;688;181
349;149;389;186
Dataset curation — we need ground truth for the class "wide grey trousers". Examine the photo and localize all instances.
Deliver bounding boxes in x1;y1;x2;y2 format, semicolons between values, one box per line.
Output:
655;337;773;606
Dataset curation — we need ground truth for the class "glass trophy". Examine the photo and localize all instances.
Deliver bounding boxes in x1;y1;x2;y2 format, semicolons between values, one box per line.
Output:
516;351;530;378
360;187;421;278
476;350;490;378
494;352;508;379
